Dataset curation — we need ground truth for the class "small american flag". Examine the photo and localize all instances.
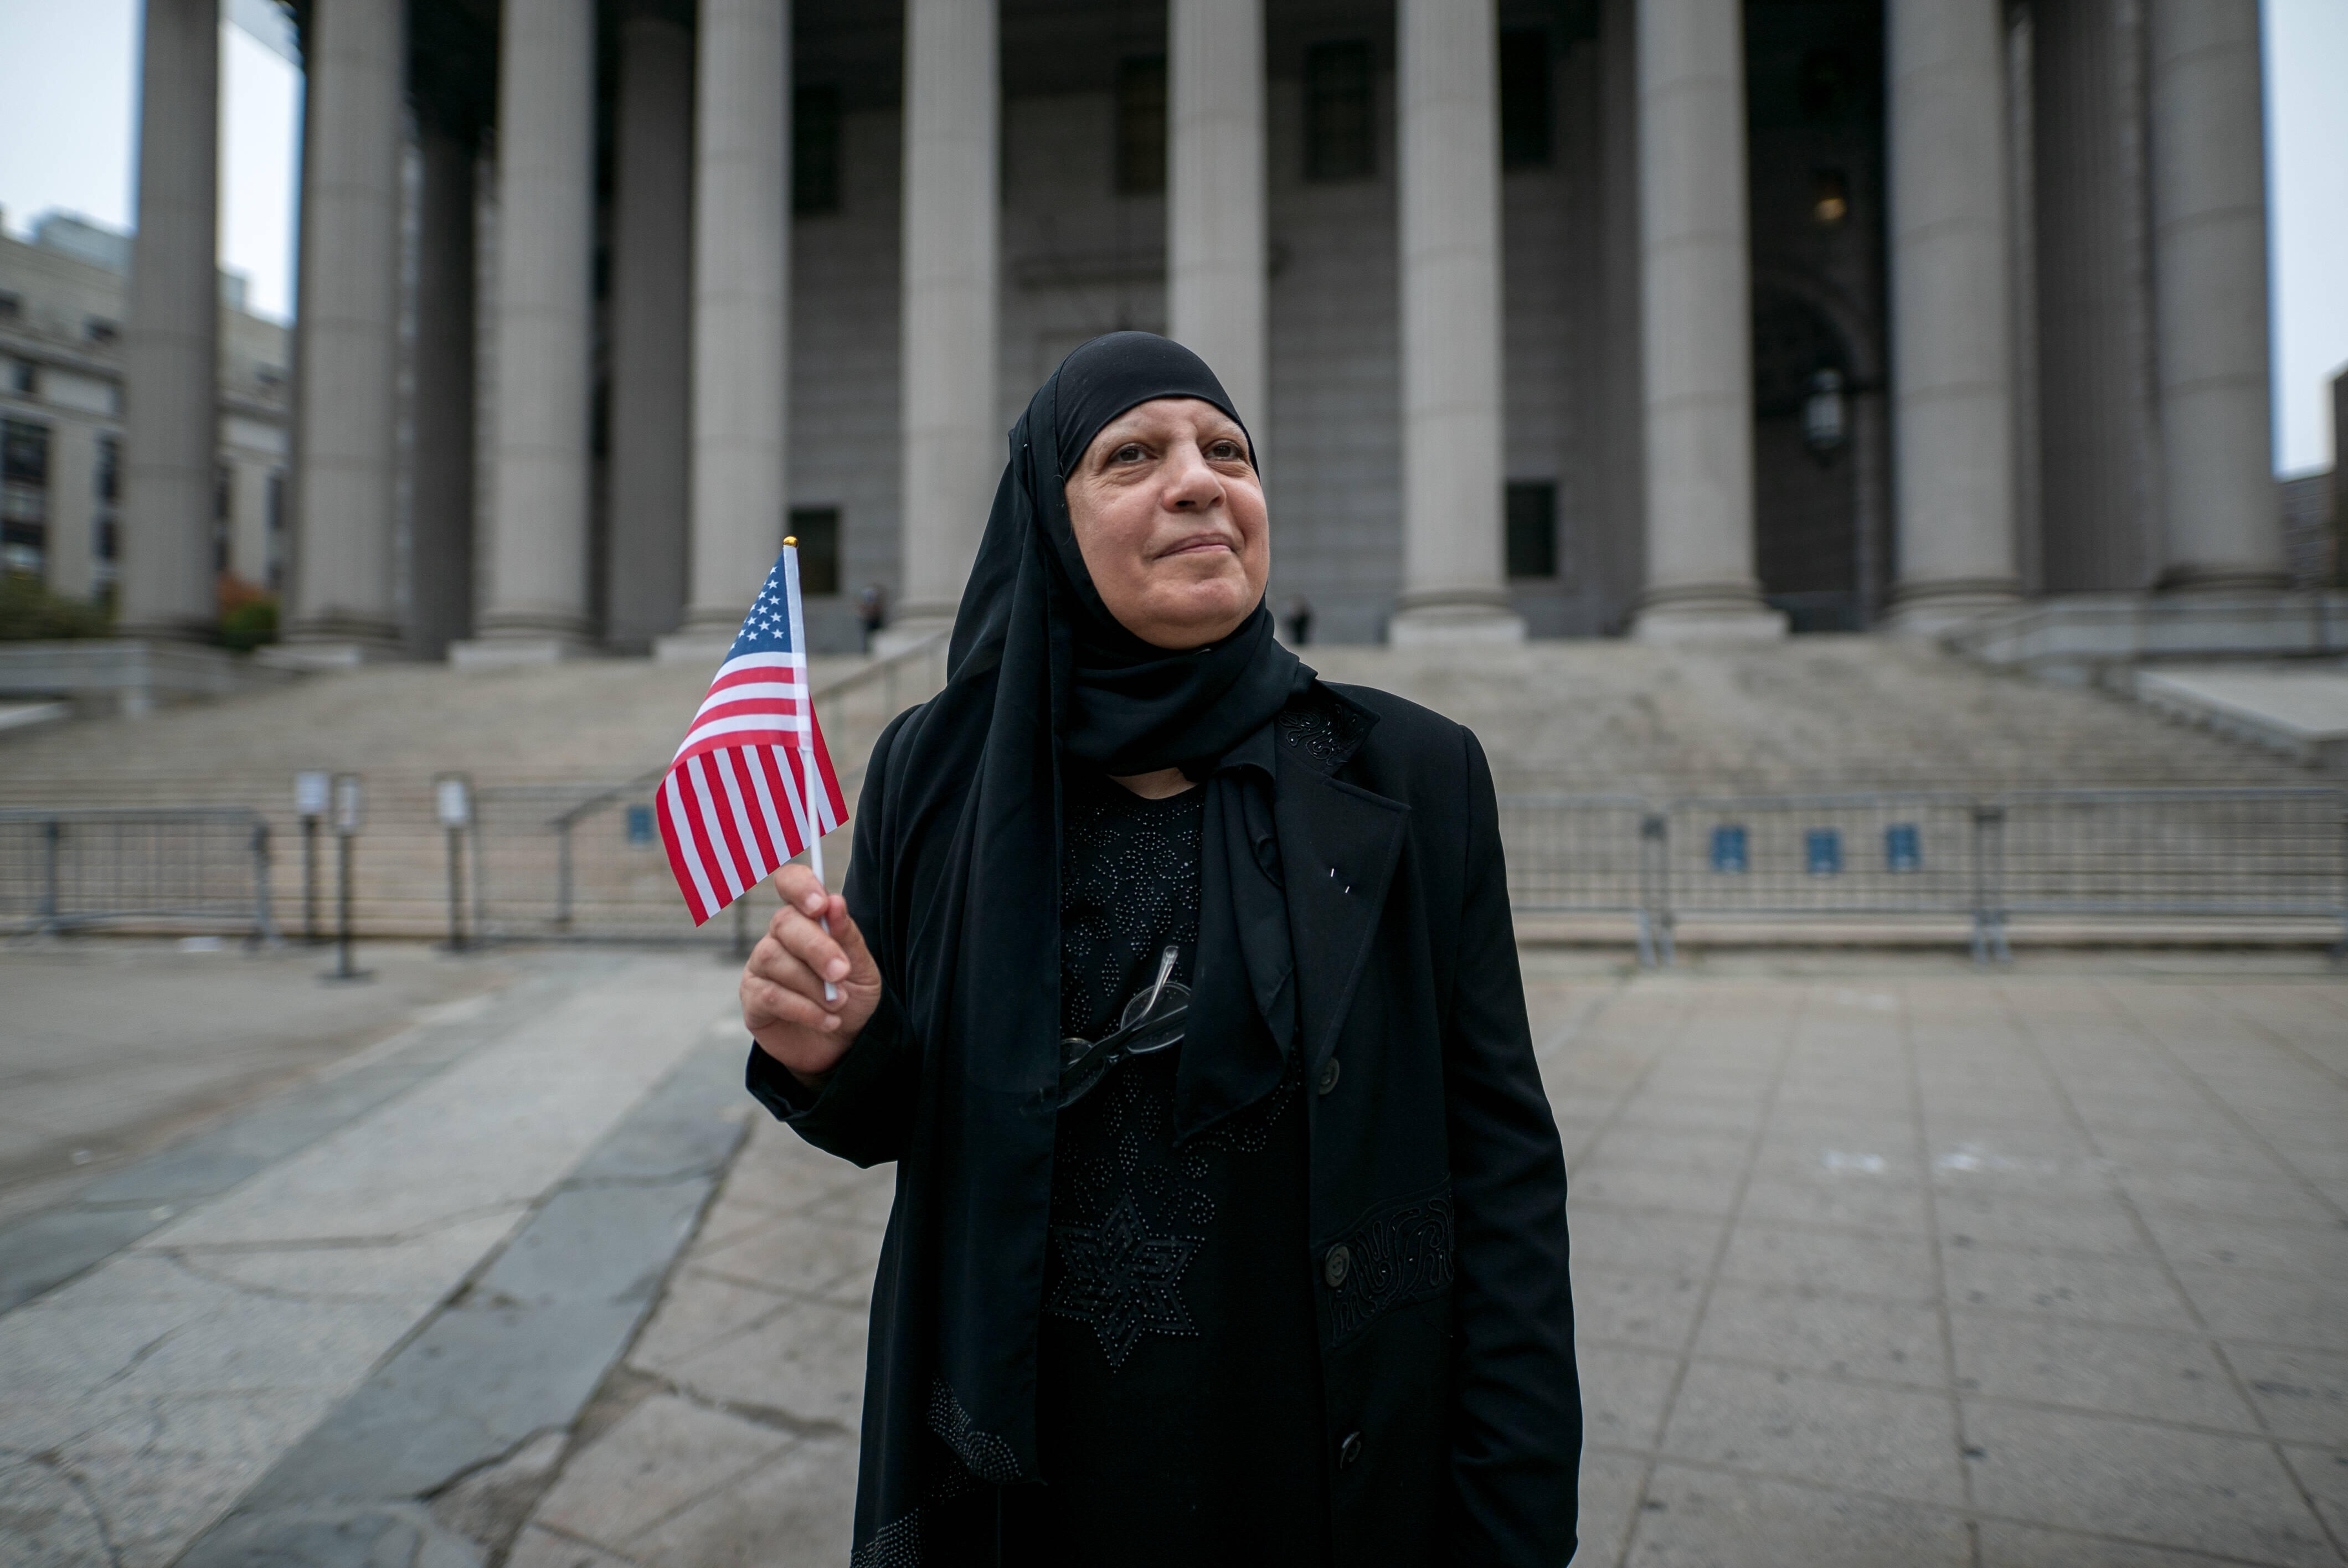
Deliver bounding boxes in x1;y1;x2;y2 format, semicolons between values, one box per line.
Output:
656;542;847;926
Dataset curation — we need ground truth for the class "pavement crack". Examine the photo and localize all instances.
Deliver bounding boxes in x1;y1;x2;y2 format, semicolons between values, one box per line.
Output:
158;1250;402;1306
91;1327;179;1394
653;1376;854;1442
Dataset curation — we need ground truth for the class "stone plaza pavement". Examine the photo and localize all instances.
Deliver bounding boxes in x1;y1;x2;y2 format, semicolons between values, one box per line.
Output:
1;943;2343;1566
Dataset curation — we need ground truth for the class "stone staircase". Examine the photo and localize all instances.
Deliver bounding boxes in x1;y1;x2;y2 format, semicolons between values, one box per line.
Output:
0;637;2312;938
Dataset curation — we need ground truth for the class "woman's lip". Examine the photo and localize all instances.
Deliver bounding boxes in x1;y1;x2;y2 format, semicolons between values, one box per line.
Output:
1158;536;1235;558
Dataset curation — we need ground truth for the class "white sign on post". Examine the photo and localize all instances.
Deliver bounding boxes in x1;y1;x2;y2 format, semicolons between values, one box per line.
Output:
295;770;331;819
333;773;366;835
435;776;472;829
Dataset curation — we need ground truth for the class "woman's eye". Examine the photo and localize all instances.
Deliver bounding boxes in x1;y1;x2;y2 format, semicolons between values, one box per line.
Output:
1209;441;1240;460
1115;443;1147;463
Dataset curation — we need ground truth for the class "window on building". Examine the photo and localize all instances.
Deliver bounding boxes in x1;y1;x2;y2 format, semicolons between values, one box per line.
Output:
2;419;50;576
6;359;34;397
790;506;841;596
1499;28;1551;169
1505;480;1558;579
794;85;843;215
1115;55;1168;195
96;434;120;503
1305;41;1376;182
0;292;20;322
84;318;119;347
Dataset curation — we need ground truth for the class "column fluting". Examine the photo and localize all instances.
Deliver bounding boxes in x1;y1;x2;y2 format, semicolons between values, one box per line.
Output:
286;0;406;657
1391;0;1522;644
1884;0;2022;632
890;0;1000;642
2148;0;2284;590
678;0;791;646
116;0;220;642
1629;0;1783;641
464;0;596;657
1168;0;1267;437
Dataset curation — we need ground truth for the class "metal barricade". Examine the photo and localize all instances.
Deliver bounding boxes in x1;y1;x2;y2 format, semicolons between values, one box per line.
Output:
1494;786;2347;966
0;807;278;941
1659;792;1989;956
1996;787;2348;937
1498;795;1665;966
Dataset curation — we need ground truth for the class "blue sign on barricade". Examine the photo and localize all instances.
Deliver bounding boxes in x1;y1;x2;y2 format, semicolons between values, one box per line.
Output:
1710;825;1748;874
1884;823;1922;873
625;804;655;846
1805;828;1842;876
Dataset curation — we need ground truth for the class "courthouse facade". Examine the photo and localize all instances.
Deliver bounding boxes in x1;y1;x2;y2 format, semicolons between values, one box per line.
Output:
106;0;2288;656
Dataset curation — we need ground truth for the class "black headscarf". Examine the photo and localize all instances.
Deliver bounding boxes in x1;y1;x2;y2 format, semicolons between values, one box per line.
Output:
867;332;1309;1486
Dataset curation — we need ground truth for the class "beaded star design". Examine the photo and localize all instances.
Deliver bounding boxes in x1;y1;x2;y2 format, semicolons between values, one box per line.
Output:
1046;1195;1203;1366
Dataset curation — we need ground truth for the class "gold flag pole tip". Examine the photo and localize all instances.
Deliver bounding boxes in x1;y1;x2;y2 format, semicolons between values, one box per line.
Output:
783;536;797;546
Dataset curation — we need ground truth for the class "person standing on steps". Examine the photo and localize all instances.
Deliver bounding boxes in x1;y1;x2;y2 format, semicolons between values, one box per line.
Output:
738;332;1579;1565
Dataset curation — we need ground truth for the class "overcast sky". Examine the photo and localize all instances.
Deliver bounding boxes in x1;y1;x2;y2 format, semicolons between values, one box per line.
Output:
0;0;2341;474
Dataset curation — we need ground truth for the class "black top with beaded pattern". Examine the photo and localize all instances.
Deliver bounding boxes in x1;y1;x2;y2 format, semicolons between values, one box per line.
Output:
1011;762;1328;1564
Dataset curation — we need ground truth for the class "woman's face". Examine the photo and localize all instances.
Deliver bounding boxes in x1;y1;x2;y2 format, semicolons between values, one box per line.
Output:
1064;396;1269;651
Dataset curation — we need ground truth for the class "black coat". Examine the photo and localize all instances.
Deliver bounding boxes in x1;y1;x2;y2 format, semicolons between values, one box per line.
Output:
753;680;1580;1565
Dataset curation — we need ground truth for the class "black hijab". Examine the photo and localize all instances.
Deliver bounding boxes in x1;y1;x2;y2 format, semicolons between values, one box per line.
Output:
866;332;1309;1486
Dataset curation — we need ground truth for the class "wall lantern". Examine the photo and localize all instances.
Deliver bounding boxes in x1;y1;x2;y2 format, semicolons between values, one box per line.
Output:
1803;368;1847;460
1811;169;1849;228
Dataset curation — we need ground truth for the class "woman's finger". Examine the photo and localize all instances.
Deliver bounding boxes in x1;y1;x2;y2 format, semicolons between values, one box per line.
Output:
743;973;840;1034
749;932;837;1004
769;904;853;985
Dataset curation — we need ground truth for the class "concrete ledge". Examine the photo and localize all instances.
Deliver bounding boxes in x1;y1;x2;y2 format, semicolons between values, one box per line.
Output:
1949;592;2348;685
447;637;594;670
0;700;69;735
2135;664;2348;772
1387;604;1528;646
0;638;298;717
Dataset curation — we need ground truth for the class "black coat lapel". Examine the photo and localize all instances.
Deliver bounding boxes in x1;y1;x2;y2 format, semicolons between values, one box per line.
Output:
1274;747;1409;1071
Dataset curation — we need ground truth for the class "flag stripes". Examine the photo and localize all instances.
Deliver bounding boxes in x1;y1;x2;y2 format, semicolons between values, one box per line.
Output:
653;545;850;926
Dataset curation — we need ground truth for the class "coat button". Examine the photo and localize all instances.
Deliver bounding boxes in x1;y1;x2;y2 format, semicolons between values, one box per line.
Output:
1324;1244;1351;1288
1316;1058;1341;1096
1338;1431;1363;1468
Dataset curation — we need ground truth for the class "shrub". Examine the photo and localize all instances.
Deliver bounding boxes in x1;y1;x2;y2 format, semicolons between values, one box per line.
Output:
220;595;279;652
0;572;113;641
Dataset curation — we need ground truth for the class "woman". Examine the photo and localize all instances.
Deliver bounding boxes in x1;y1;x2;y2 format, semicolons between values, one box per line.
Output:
740;333;1578;1565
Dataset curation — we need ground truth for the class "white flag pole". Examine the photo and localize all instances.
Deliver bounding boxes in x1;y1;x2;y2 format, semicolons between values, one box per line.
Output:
783;538;840;1004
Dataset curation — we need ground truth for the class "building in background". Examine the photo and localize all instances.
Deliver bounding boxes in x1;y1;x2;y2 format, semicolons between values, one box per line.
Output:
0;212;289;609
96;0;2314;663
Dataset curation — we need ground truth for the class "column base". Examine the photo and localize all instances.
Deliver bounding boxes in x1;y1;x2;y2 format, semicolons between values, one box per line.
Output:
1881;580;2021;638
1631;584;1788;644
1387;597;1526;646
2156;564;2293;595
652;630;738;667
270;620;408;670
447;636;595;669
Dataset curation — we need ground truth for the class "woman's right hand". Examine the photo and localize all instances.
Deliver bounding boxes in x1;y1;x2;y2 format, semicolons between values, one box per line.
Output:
742;862;884;1090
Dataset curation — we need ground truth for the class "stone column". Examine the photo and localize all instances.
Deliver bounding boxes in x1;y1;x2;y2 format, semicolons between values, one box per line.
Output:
284;0;406;661
456;0;596;662
1883;0;2021;633
1629;0;1782;642
888;0;999;646
607;8;694;653
670;0;790;654
116;0;220;642
2148;0;2284;590
1389;0;1521;644
408;123;477;659
1168;0;1266;436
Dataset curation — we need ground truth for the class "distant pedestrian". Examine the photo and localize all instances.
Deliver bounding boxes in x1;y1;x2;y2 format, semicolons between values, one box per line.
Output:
1284;591;1314;646
739;333;1578;1566
857;582;889;651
